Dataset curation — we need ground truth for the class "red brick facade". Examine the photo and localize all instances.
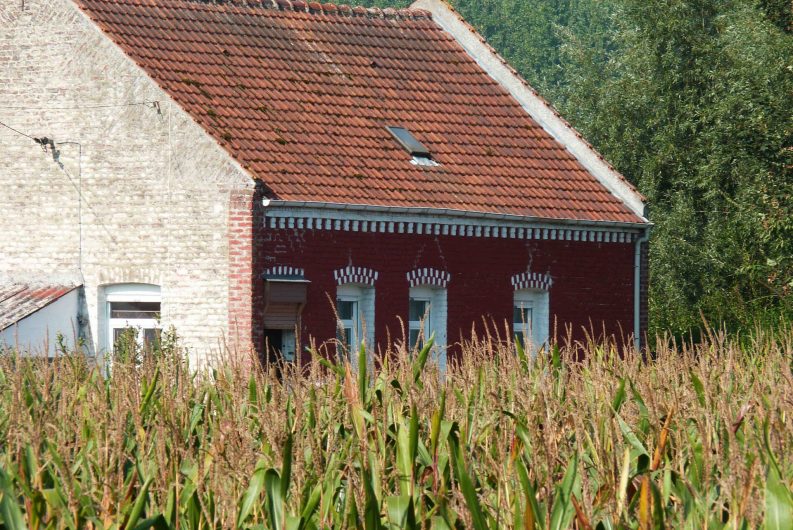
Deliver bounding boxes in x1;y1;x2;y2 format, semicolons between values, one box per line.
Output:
254;222;639;363
639;239;650;349
227;189;255;355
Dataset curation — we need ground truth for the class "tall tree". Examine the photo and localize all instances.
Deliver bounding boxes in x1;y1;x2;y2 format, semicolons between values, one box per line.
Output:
554;0;792;334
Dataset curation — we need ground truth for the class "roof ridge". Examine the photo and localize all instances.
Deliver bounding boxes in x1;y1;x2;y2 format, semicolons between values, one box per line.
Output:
189;1;433;20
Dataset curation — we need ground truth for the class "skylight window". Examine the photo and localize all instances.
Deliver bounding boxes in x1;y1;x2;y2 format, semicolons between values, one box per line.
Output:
410;156;440;167
386;126;432;158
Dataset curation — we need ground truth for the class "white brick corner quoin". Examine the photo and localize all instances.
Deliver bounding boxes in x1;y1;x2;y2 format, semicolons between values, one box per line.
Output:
334;266;379;287
407;268;451;288
511;272;553;291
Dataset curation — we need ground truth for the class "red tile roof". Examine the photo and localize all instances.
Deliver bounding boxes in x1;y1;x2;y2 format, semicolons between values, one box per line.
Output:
75;0;644;224
0;284;77;332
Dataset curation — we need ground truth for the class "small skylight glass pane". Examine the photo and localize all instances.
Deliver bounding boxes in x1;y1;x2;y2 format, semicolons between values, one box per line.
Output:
386;126;431;157
411;156;440;167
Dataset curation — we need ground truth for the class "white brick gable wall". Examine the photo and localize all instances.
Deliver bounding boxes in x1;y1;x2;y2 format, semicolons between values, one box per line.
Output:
0;0;254;364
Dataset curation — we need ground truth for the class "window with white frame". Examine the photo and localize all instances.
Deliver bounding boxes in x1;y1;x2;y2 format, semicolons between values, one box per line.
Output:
104;284;161;354
408;285;447;371
513;289;549;352
336;284;374;360
408;296;431;349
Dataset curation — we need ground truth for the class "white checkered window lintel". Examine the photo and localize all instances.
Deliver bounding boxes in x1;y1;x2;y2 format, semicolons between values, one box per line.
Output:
406;268;451;288
264;266;305;277
334;266;379;287
510;272;553;291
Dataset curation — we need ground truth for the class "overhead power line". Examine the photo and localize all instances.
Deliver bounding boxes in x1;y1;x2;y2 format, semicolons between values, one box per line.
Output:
0;120;38;142
0;101;160;111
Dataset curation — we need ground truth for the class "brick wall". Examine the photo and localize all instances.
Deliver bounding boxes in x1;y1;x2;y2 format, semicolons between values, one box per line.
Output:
228;189;255;356
0;0;254;363
639;239;650;350
258;225;636;363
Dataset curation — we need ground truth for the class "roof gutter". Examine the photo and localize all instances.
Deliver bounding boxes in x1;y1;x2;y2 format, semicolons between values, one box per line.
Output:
262;199;651;232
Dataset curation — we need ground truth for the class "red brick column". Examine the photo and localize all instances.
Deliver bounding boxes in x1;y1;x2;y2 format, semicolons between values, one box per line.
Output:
228;189;255;360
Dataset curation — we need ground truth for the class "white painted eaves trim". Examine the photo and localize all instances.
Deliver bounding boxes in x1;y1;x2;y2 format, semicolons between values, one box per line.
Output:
263;200;646;231
262;200;646;243
64;0;256;189
411;0;648;222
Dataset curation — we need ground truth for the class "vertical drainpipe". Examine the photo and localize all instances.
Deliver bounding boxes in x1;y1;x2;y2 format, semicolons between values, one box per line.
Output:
633;225;651;352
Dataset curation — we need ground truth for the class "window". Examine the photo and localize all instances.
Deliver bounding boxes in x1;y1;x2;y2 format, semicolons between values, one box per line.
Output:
410;155;440;167
336;284;375;361
110;301;161;349
513;289;549;352
408;285;447;372
386;126;431;157
513;301;533;348
386;126;440;167
336;297;359;354
103;284;161;354
409;297;431;349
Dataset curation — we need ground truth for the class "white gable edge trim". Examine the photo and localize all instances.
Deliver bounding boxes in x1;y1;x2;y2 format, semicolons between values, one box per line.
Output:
263;200;648;243
412;0;648;222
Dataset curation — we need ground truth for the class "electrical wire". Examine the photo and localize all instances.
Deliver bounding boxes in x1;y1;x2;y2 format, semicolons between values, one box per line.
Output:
0;120;39;142
0;101;160;111
0;120;119;245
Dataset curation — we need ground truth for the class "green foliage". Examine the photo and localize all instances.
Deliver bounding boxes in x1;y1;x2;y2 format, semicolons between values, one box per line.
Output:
553;0;792;335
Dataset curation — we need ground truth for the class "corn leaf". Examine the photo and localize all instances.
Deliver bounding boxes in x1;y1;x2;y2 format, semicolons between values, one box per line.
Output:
765;465;793;530
124;476;154;530
237;462;266;527
265;469;285;530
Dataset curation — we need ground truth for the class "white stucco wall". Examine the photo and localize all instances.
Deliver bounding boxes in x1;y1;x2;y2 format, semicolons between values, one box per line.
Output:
0;289;81;357
0;0;254;364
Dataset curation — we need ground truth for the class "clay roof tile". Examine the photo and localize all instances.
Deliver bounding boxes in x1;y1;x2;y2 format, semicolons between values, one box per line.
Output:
73;0;641;223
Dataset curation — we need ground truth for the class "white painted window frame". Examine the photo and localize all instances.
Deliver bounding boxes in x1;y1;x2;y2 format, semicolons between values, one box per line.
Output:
408;295;432;349
408;285;447;372
336;284;375;360
513;289;549;353
103;284;161;354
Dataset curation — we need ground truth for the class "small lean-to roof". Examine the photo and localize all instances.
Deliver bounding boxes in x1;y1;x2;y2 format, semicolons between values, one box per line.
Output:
0;284;78;332
74;0;646;224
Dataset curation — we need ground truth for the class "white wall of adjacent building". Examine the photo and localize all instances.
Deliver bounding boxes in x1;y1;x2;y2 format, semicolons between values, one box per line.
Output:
0;290;81;357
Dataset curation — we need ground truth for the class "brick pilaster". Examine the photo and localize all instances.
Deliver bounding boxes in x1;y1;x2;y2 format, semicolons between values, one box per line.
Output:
228;189;255;359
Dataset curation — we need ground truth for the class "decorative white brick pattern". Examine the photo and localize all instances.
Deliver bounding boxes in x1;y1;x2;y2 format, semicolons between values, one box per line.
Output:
511;272;553;291
407;268;451;288
334;266;379;287
264;266;305;278
266;213;638;243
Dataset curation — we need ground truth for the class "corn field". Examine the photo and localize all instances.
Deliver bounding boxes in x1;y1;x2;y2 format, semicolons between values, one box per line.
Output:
0;326;791;529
